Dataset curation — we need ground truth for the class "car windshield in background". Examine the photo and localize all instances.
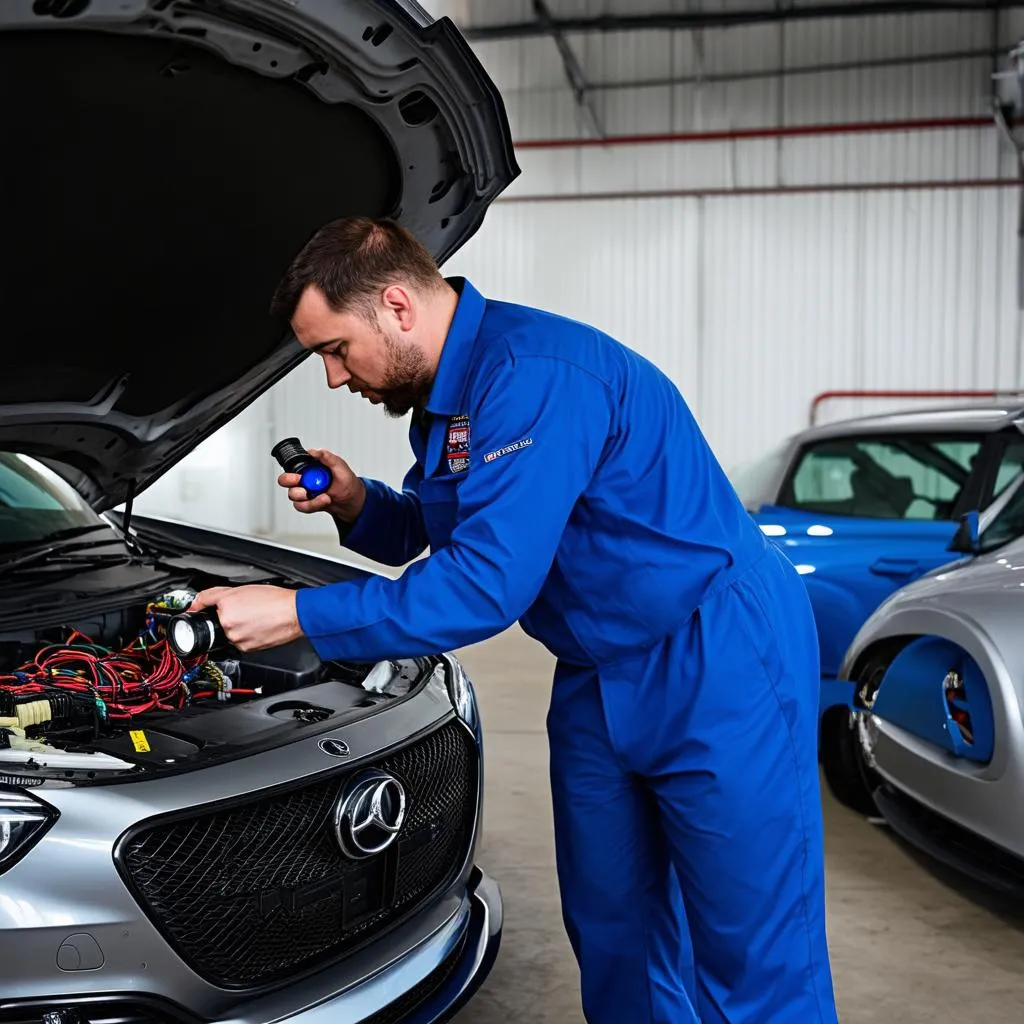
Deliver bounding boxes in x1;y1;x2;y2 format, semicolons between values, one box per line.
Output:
779;435;985;520
0;452;103;547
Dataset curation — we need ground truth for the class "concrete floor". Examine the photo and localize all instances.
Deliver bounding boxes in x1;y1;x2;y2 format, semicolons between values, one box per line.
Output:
447;625;1024;1024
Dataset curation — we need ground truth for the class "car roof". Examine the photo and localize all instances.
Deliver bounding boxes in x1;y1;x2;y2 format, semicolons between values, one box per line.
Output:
796;402;1024;443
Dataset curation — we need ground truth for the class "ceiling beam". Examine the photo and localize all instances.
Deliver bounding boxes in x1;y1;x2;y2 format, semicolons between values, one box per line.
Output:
463;2;1023;41
580;46;998;91
533;0;605;138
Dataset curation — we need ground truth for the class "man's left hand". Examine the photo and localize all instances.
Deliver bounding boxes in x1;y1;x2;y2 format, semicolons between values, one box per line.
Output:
188;585;303;652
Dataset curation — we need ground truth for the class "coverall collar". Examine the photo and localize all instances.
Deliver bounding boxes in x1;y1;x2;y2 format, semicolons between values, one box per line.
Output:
425;277;486;417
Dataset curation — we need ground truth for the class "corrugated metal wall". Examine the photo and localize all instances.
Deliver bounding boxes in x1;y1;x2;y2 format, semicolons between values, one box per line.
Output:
135;3;1024;540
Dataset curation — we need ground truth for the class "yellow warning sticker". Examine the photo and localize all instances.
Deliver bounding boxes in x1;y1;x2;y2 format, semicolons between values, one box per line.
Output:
129;730;151;753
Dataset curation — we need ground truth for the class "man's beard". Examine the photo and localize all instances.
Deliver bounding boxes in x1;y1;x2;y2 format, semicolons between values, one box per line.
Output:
377;328;433;418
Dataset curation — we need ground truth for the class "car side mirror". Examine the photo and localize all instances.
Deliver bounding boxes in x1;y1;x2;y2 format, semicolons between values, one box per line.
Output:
948;509;980;554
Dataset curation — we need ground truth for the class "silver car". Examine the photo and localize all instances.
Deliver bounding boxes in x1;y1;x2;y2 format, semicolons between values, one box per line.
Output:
0;1;519;1021
826;469;1024;891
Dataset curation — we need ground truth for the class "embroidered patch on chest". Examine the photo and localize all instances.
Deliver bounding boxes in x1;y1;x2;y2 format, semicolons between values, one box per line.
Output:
445;414;471;473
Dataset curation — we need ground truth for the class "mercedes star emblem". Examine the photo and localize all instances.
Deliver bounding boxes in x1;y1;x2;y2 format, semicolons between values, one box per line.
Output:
318;738;350;758
333;770;407;858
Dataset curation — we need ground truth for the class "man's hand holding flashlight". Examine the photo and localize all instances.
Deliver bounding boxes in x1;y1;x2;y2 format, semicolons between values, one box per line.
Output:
277;447;366;522
188;585;302;652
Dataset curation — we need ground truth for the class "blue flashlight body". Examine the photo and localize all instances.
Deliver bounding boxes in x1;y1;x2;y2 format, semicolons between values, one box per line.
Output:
271;437;333;500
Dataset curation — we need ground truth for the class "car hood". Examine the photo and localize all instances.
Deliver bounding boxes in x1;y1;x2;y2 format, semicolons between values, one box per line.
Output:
0;0;518;510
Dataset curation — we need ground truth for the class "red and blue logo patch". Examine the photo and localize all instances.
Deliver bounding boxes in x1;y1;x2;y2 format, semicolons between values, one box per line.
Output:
446;414;470;474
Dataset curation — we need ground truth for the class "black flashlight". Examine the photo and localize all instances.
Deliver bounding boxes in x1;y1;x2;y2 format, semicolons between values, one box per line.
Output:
167;612;224;659
272;437;332;499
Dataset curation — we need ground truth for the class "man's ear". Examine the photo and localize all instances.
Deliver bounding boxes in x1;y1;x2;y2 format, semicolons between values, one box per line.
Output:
381;285;416;331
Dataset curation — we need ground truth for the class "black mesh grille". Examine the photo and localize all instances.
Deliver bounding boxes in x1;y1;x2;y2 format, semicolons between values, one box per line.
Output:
118;721;477;989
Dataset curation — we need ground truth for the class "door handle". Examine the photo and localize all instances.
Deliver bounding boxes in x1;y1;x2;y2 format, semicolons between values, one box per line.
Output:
870;557;921;578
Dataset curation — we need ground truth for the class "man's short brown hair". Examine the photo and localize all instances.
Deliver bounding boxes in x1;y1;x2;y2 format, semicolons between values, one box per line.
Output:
270;216;443;323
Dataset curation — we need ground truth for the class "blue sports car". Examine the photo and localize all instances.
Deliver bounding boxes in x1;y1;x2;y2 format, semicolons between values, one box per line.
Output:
730;403;1024;739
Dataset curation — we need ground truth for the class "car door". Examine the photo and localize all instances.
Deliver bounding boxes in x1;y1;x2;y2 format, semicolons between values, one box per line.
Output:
749;433;988;693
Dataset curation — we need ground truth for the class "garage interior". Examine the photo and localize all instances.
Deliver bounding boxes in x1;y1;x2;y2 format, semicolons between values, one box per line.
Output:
122;1;1024;1021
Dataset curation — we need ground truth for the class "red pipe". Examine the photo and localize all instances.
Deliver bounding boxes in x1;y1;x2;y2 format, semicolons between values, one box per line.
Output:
497;177;1022;204
516;115;995;150
809;389;1024;426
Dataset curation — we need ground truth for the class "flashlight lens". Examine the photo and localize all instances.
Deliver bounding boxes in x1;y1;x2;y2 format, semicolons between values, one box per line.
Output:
300;466;331;496
171;618;197;655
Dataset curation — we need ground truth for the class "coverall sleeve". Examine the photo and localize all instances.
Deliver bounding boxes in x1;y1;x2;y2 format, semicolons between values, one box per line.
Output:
335;463;429;567
295;354;612;662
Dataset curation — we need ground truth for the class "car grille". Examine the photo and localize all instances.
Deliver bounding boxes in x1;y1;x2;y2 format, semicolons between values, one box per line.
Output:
117;720;477;989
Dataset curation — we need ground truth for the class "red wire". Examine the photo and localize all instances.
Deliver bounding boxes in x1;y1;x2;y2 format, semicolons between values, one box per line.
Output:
0;622;258;720
0;630;205;717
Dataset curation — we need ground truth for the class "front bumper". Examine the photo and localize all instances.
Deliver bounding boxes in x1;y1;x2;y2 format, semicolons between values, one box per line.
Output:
0;868;502;1024
235;866;503;1024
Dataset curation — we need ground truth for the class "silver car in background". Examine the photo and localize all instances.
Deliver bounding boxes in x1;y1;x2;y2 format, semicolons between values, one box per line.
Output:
827;472;1024;892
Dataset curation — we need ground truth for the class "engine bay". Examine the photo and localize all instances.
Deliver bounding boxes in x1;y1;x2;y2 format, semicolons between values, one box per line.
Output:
0;581;435;780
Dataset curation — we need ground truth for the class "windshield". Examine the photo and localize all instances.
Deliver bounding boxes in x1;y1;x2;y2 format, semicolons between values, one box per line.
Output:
779;434;984;521
977;470;1024;553
0;452;104;547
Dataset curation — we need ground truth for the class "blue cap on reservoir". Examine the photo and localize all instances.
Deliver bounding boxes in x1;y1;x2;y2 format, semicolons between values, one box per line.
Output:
271;437;333;499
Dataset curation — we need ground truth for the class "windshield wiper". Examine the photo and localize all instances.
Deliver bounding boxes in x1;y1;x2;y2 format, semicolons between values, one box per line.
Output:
0;550;133;578
0;524;117;554
0;537;136;578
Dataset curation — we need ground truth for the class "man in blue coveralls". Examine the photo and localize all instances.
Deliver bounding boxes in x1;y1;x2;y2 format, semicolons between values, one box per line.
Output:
191;217;839;1024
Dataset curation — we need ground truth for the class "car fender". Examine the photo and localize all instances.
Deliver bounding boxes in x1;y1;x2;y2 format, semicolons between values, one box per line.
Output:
841;601;1021;785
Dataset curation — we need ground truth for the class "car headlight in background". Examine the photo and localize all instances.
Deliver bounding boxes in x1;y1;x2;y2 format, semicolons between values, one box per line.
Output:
0;788;57;873
443;655;478;728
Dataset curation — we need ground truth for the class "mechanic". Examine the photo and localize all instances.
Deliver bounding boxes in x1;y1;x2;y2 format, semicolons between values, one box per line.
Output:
191;216;840;1024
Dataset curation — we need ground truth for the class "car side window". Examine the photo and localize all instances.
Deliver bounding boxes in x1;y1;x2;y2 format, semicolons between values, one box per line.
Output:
992;438;1024;497
783;435;983;520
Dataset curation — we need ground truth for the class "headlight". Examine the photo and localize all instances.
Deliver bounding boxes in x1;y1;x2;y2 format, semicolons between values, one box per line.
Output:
443;656;477;727
0;788;57;873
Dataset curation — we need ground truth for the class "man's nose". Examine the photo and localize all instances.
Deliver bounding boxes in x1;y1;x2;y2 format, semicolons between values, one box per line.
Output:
325;362;351;389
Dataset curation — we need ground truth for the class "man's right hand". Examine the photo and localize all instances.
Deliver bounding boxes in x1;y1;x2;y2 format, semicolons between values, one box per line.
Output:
277;447;367;524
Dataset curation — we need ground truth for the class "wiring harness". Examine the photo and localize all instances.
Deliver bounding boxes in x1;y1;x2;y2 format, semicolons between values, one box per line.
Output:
0;589;257;744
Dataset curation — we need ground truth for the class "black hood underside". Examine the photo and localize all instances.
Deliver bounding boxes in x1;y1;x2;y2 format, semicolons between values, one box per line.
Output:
0;0;518;507
3;29;399;416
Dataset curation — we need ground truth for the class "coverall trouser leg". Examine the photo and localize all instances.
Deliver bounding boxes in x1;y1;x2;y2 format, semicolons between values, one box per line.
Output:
547;545;839;1024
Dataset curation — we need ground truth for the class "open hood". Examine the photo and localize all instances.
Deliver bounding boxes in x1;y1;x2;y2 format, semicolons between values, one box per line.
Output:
0;0;518;509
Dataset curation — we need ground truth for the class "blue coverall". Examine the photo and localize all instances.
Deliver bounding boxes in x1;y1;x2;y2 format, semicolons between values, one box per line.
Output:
296;278;839;1024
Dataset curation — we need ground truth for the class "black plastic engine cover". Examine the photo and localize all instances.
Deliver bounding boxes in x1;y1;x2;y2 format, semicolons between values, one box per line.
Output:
236;637;324;695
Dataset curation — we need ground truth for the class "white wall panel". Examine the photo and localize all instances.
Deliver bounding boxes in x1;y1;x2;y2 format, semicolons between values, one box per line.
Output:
134;401;271;536
700;191;862;464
